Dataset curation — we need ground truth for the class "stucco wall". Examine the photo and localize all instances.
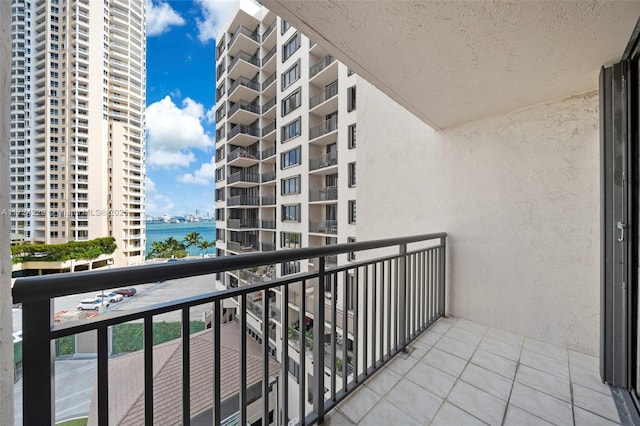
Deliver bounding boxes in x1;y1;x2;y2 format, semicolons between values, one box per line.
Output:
358;80;600;355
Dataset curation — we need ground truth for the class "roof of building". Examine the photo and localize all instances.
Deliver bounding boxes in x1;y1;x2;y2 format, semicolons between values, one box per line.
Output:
87;322;280;425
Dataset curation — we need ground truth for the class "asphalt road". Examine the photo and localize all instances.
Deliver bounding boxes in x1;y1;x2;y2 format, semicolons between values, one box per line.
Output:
13;268;222;423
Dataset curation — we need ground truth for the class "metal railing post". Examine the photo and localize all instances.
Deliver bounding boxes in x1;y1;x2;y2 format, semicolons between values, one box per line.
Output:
313;257;326;422
398;244;407;351
21;299;55;425
440;236;446;316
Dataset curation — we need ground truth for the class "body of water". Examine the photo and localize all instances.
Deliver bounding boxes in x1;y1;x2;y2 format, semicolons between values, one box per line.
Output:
145;222;216;256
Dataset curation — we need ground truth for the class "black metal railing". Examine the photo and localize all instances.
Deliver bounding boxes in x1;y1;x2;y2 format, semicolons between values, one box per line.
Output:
227;171;260;185
228;124;259;140
260;146;276;160
14;233;446;426
261;171;276;183
228;101;260;118
227;195;260;206
227;218;259;229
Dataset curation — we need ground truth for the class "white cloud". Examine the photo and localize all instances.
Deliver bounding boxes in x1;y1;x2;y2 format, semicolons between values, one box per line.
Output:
178;157;217;185
145;177;175;216
194;0;261;43
146;0;185;36
146;96;214;169
205;105;216;124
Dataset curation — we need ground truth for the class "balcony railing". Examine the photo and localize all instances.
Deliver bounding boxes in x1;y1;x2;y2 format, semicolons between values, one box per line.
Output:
227;147;258;162
227;171;260;185
261;219;276;229
309;115;338;140
228;124;259;140
228;101;260;117
261;171;276;183
309;80;338;109
262;45;277;64
309;151;338;171
262;97;276;113
227;24;260;48
229;76;260;94
310;54;336;78
227;195;260;206
309;185;338;202
309;219;338;234
227;241;259;252
227;218;259;229
262;72;276;91
227;51;260;72
14;233;446;426
261;20;276;40
261;121;276;136
260;146;276;160
261;242;276;252
261;195;276;205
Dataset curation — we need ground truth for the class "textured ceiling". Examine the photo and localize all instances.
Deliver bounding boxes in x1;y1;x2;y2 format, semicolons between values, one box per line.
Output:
262;1;640;129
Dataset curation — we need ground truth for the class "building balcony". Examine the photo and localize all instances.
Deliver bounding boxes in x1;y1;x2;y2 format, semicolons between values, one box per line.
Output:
227;171;260;188
261;171;276;183
227;100;260;125
227;195;260;207
227;50;260;80
227;147;259;166
309;54;339;87
261;195;276;206
227;240;259;252
261;219;276;230
227;124;260;147
309;115;338;145
262;72;277;96
309;185;338;202
262;97;276;117
261;121;276;140
309;219;338;235
227;218;259;229
260;146;276;161
309;151;338;172
262;19;277;48
227;24;260;57
309;80;338;112
228;76;260;103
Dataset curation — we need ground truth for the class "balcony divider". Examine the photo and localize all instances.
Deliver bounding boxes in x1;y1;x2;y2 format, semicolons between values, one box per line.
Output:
14;233;446;425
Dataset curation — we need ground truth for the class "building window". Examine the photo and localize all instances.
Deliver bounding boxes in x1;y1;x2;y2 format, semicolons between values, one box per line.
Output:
281;232;301;249
282;89;301;116
348;124;356;149
215;104;225;122
215;188;225;201
281;20;291;34
215;208;225;221
215;167;225;182
215;146;225;162
281;146;301;169
347;237;356;261
348;162;356;187
281;176;301;195
348;200;356;224
216;82;225;101
282;33;300;62
282;204;301;222
216;36;225;60
282;61;300;90
216;126;225;142
347;86;356;111
281;117;301;143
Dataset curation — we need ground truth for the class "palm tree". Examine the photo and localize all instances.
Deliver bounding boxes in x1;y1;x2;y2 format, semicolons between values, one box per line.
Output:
148;237;187;259
198;240;215;255
183;232;203;256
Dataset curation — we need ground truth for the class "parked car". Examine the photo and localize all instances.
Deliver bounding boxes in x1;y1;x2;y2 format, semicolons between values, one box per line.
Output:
113;287;137;297
77;298;109;311
95;292;124;303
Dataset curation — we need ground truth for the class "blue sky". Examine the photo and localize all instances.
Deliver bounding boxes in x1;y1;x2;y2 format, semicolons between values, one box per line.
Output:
145;0;258;217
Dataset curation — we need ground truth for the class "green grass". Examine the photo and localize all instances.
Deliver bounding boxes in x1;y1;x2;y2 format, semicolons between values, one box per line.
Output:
112;321;205;354
56;418;88;426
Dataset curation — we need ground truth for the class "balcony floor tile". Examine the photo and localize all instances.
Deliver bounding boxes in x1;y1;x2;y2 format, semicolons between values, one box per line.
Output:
335;316;622;426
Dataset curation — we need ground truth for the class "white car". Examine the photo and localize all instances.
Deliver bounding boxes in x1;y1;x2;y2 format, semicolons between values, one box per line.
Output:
77;298;109;311
95;292;124;303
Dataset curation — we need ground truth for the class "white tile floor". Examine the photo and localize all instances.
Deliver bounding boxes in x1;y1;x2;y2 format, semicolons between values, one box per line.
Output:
327;317;621;425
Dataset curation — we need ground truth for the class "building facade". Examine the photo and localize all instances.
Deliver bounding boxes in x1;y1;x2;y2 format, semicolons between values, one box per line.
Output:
9;0;146;267
214;3;358;418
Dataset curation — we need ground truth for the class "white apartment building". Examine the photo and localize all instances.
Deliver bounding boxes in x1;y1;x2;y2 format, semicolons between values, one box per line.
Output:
214;3;357;417
9;0;146;267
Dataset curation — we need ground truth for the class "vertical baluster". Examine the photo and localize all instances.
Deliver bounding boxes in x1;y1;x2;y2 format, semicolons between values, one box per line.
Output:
282;285;289;425
213;300;221;425
380;260;385;363
299;280;306;424
331;271;337;401
353;268;359;382
181;308;190;425
371;262;377;367
97;326;109;426
240;294;247;425
144;316;154;426
313;258;326;422
263;291;270;426
363;264;369;372
342;270;349;392
398;244;407;351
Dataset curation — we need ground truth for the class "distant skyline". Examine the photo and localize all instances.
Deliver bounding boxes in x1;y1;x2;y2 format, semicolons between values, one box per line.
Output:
145;0;259;217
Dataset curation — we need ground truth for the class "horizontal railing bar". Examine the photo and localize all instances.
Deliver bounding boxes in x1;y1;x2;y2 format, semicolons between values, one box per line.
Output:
13;232;446;302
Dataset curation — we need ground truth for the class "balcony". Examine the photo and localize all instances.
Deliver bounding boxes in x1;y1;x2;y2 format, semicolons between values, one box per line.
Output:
309;54;338;87
227;50;260;80
262;72;277;95
227;147;259;166
310;185;338;202
309;80;338;112
261;121;276;139
260;146;276;161
13;234;448;425
227;124;260;147
228;76;260;103
227;195;260;207
227;24;260;57
261;195;276;206
227;171;260;187
309;220;338;234
309;151;338;172
227;218;259;229
309;115;338;145
228;100;260;125
261;171;276;183
261;219;276;229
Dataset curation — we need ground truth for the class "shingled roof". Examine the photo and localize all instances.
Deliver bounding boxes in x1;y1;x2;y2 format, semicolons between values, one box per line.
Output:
87;322;280;425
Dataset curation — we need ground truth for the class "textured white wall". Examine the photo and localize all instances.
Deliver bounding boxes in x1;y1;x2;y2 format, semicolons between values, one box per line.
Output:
358;80;600;355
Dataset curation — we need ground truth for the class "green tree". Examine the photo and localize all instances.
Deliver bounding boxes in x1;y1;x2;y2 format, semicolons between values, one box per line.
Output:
183;232;203;256
147;237;187;259
197;239;215;254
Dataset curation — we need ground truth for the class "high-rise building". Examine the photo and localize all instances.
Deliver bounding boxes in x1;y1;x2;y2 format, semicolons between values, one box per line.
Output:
214;3;358;416
9;0;146;266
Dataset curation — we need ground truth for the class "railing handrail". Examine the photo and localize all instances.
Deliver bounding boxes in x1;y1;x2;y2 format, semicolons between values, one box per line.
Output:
13;233;446;302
